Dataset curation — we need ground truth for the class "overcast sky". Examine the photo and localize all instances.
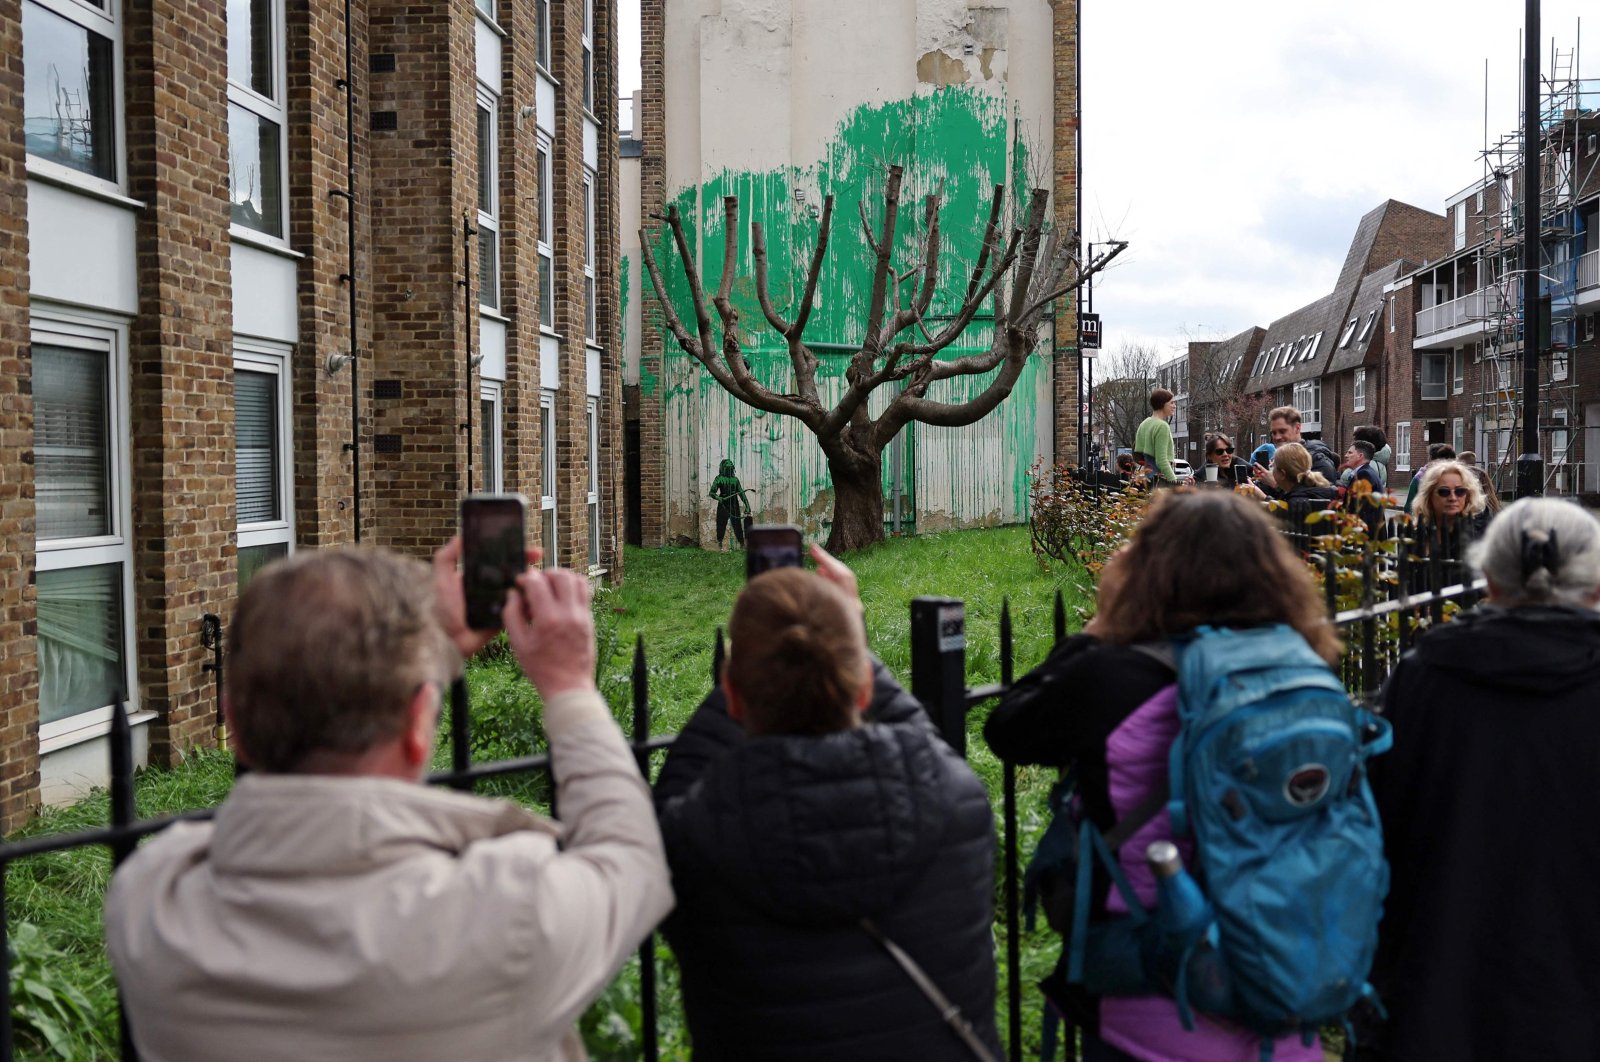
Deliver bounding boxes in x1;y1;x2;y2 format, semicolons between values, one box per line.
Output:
617;2;1594;364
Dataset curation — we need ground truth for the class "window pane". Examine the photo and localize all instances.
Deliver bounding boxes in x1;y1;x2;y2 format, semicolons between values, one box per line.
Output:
227;0;275;99
476;0;494;16
480;397;498;492
229;103;284;236
542;508;557;569
588;501;600;567
537;147;551;244
541;403;557;489
38;563;124;723
586;275;596;340
35;344;111;540
536;0;550;68
235;368;280;524
540;250;555;326
583;47;593;112
238;542;287;594
479;228;498;309
23;2;116;180
476;103;493;215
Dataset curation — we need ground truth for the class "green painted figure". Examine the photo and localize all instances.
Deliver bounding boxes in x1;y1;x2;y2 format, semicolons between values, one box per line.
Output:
709;459;750;551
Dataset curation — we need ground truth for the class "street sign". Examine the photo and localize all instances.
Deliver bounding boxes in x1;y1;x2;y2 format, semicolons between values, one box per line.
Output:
1079;312;1101;351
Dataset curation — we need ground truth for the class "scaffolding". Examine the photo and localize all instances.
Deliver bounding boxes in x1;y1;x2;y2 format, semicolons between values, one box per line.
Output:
1470;29;1600;496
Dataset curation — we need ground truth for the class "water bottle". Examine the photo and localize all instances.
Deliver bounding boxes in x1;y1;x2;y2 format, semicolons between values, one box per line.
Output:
1146;840;1212;950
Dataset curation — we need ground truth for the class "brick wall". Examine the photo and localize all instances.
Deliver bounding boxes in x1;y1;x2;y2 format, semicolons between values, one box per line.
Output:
1051;0;1080;468
366;0;474;555
288;0;369;547
594;0;625;579
123;0;238;763
0;0;38;829
1367;201;1449;275
636;0;665;546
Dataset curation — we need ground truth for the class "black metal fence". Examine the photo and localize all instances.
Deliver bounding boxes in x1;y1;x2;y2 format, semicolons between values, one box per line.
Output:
0;567;1487;1062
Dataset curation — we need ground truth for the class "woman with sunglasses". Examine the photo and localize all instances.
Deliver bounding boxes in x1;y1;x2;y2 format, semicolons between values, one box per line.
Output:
1409;459;1490;589
1197;434;1249;487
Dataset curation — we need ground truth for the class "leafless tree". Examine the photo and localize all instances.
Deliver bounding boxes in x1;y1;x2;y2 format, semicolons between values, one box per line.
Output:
1090;342;1162;453
642;164;1124;551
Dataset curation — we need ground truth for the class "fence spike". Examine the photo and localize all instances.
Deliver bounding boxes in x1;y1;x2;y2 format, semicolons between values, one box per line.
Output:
1053;588;1066;645
449;676;472;791
712;626;725;682
1000;598;1013;688
109;699;136;866
631;635;650;767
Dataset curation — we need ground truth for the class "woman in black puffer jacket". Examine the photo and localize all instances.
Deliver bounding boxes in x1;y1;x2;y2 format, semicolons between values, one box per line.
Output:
655;551;998;1062
1244;441;1339;551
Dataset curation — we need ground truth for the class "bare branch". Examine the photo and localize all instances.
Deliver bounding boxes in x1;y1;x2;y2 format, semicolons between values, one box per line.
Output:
859;166;904;362
791;195;835;338
858;199;882;259
750;221;794;334
711;196;760;391
666;204;718;364
638;224;704;359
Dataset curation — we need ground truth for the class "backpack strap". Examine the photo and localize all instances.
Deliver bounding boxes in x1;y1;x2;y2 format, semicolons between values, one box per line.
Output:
860;918;999;1062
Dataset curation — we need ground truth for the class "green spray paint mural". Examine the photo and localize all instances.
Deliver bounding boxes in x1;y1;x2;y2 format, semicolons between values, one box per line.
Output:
648;84;1062;548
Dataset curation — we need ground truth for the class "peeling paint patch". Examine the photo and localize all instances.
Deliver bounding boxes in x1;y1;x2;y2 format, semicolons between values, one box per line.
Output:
917;50;969;87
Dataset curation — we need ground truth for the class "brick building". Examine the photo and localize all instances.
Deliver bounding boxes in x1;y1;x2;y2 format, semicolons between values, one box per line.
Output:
5;0;622;821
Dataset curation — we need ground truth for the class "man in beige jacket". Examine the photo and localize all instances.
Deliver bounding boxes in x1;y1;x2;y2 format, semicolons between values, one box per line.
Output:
105;543;673;1061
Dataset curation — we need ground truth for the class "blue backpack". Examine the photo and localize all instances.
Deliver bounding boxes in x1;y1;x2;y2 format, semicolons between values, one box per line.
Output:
1039;625;1391;1055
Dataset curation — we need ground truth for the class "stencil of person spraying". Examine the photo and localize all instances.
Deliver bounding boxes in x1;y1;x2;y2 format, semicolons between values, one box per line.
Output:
709;458;752;552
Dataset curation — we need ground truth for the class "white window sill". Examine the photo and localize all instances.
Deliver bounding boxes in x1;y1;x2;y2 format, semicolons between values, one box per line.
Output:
27;163;143;211
475;8;506;36
40;709;158;757
479;308;512;325
231;226;305;259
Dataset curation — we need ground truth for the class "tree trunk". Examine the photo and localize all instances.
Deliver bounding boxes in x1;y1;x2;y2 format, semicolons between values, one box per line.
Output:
824;444;886;553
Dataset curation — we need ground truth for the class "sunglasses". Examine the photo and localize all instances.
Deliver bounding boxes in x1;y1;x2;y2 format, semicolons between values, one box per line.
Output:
1434;487;1469;499
1211;446;1234;455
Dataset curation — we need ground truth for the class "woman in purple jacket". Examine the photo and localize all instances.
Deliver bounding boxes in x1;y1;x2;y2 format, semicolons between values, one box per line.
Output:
985;491;1340;1062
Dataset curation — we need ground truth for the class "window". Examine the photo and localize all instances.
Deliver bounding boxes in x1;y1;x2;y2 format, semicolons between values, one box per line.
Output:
1394;423;1411;471
1553;346;1569;382
1452;349;1464;394
235;347;292;592
535;0;551;71
583;171;597;342
537;140;555;330
33;320;134;737
1389;295;1396;333
1452;417;1465;455
1494;356;1511;391
227;0;286;238
1420;353;1447;400
475;0;493;17
1454;202;1467;250
476;92;499;311
23;0;119;185
581;0;594;113
1301;332;1322;362
1292;379;1321;430
1353;368;1366;413
586;398;601;568
480;382;503;492
1338;318;1358;349
540;392;557;567
1356;310;1377;344
1552;407;1570;466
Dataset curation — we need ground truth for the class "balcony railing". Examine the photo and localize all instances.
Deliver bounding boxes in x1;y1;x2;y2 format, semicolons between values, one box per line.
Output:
1579;247;1599;292
1416;287;1505;338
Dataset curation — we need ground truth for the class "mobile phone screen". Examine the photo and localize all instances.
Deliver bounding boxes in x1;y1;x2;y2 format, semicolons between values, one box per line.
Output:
462;494;529;630
745;525;804;581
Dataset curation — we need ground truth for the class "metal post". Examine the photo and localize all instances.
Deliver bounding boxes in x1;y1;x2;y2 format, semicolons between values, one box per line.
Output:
449;677;472;791
998;602;1022;1062
909;597;967;755
712;626;725;684
110;701;139;1058
462;213;477;494
1517;0;1544;498
630;636;659;1062
1053;587;1067;645
200;612;224;739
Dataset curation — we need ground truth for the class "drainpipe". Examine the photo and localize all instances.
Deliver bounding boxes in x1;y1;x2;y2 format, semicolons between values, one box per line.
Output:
333;0;363;540
1516;0;1544;498
462;212;477;492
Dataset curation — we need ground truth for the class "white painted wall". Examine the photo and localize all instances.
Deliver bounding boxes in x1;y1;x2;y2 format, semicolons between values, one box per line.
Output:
27;181;138;315
231;243;300;343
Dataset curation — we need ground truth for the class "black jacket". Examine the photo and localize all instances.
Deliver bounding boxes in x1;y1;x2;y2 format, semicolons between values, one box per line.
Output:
1367;606;1600;1061
1304;438;1339;482
655;666;1000;1061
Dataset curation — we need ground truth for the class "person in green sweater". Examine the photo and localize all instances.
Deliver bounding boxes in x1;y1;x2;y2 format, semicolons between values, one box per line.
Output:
709;458;750;551
1133;388;1180;485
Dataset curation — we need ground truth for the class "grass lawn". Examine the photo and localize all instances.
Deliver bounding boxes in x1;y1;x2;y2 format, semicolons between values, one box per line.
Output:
5;525;1092;1061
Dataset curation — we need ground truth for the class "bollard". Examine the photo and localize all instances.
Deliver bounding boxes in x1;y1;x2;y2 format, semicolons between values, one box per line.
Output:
909;597;967;756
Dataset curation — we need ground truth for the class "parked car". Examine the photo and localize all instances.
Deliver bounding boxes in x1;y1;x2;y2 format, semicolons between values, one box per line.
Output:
1172;458;1193;481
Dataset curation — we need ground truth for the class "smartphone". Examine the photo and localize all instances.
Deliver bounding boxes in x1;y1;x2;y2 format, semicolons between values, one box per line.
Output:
745;524;804;581
461;493;530;630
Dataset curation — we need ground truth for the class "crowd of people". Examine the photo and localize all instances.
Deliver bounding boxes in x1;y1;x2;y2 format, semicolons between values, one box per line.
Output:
99;456;1600;1061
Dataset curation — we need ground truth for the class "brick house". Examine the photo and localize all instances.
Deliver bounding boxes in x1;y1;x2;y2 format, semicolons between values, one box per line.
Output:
4;0;622;822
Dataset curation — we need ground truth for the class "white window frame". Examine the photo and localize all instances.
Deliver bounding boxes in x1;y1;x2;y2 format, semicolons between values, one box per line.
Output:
1452;348;1464;394
1420;353;1447;400
475;87;499;311
1394;422;1412;471
537;137;556;334
475;0;494;19
1353;368;1366;413
535;0;551;72
1292;378;1321;431
1357;309;1376;344
1553;345;1570;382
581;0;595;114
479;381;503;493
234;343;294;569
1454;202;1467;250
583;169;597;343
1552;407;1570;466
586;397;601;569
23;0;126;194
1451;417;1465;455
1389;295;1397;333
226;0;289;243
1338;317;1358;349
32;311;137;747
540;390;557;567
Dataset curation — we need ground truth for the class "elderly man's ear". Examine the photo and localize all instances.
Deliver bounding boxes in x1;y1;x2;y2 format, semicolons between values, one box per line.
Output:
401;683;442;775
